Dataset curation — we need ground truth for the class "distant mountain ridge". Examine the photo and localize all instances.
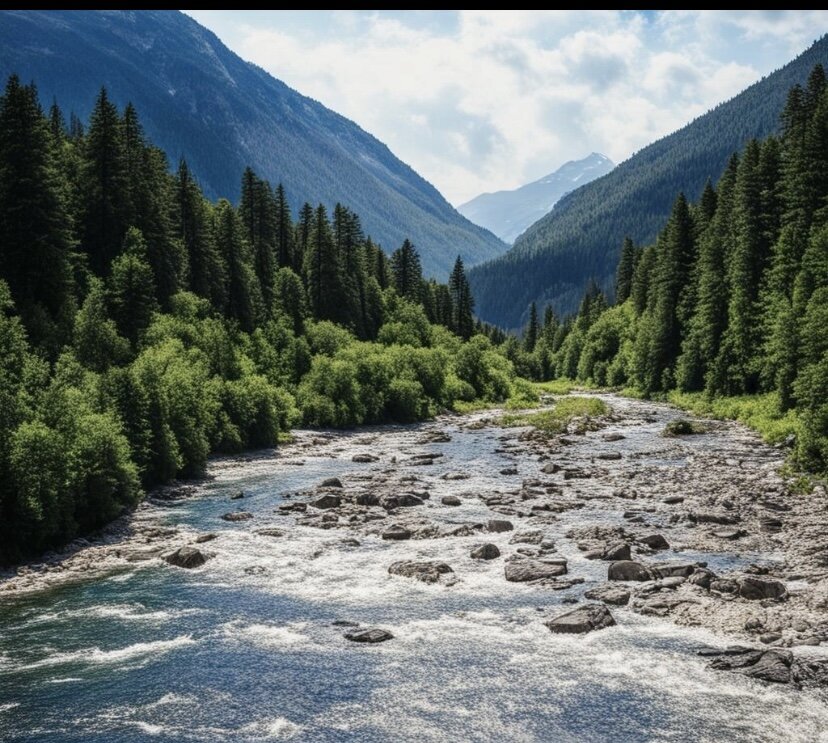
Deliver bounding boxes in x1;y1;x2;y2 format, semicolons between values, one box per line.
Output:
0;9;507;278
469;35;828;328
457;153;614;244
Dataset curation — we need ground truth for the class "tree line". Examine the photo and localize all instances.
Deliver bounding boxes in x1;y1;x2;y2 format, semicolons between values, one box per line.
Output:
0;76;510;563
507;66;828;473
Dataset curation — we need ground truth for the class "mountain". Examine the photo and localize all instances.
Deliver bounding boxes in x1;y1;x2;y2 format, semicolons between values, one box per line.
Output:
468;35;828;329
0;10;507;279
457;153;614;244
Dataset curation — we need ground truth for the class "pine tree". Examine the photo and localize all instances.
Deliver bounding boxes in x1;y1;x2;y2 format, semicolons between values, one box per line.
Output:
0;76;75;350
524;302;539;352
215;199;258;331
107;227;158;347
449;255;474;340
390;239;423;302
273;183;294;269
176;159;226;308
80;87;129;275
614;237;636;304
239;168;277;309
295;202;314;274
303;204;344;323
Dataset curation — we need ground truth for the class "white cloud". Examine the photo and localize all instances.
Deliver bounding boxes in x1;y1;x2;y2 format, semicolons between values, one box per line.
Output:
187;10;828;204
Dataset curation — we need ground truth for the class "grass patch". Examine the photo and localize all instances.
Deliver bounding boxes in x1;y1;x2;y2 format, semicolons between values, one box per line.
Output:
500;396;610;434
451;399;500;414
666;391;800;446
663;418;707;437
533;379;580;395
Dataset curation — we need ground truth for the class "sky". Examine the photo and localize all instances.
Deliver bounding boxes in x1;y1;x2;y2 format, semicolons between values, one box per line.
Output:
185;10;828;205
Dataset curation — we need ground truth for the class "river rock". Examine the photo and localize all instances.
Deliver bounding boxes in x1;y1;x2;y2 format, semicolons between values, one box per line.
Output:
165;546;208;569
230;490;245;500
584;583;631;606
221;512;253;522
545;603;616;634
511;530;544;545
693;511;739;525
759;516;783;533
382;525;411;540
602;433;625;442
596;452;622;461
639;534;670;550
649;561;698;579
278;502;307;513
500;467;518;475
708;647;793;684
320;477;343;488
471;543;500;560
712;528;745;540
505;558;567;582
441;495;462;506
608;560;652;581
688;568;717;589
388;560;453;584
312;494;341;510
541;463;561;474
602;542;632;561
662;495;684;504
442;472;469;481
487;519;514;533
380;493;423;510
194;533;217;544
254;528;284;537
345;628;393;643
352;454;379;463
738;576;787;601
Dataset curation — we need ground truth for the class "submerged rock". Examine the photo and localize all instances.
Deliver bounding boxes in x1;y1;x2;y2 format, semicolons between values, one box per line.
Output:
230;490;245;500
471;543;500;560
388;560;453;584
254;528;284;538
312;494;341;510
345;628;393;643
165;546;208;569
707;647;793;684
738;576;787;601
221;512;253;522
487;519;514;533
500;467;518;475
608;560;652;581
545;603;616;634
352;454;379;463
505;558;567;582
584;583;631;606
382;525;412;540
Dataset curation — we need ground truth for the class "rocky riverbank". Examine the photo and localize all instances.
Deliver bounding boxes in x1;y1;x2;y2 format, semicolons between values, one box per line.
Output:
3;393;828;691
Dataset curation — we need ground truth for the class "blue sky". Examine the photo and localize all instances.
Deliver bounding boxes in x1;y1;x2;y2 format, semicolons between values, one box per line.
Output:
186;11;828;204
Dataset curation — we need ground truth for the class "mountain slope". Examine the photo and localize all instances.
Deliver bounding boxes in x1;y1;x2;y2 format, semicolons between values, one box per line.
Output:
0;10;506;278
458;153;614;244
469;35;828;328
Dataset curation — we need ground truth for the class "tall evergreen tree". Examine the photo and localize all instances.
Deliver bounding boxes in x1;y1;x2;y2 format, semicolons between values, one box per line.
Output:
273;183;294;269
107;227;158;347
615;237;636;304
390;239;423;302
303;204;344;323
215;199;258;331
449;255;474;340
80;87;129;275
524;302;539;352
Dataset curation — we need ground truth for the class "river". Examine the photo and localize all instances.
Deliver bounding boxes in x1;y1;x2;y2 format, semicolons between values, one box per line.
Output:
1;394;827;742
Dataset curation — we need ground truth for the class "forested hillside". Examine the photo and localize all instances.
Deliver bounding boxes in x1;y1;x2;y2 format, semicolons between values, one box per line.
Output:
0;77;524;563
504;67;828;473
469;35;828;328
0;10;507;278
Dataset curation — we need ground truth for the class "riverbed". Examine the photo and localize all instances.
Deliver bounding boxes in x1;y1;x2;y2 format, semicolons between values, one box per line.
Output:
2;394;828;742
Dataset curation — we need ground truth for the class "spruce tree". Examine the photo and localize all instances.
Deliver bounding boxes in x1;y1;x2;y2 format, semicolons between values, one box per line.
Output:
273;183;294;269
449;255;474;340
303;204;344;323
108;227;158;347
615;237;636;304
215;199;258;331
390;239;423;302
524;302;539;352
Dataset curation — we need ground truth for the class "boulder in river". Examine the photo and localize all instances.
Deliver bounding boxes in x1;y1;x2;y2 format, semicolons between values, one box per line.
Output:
662;495;684;505
707;647;793;684
738;576;787;601
687;568;717;589
441;495;462;506
712;528;745;540
442;472;470;481
388;560;453;584
471;543;500;560
545;603;616;635
608;560;652;581
487;519;514;533
649;561;699;579
602;542;632;561
165;546;208;569
194;533;217;544
254;528;284;538
380;493;424;510
221;512;253;522
584;583;631;606
382;525;412;540
320;477;343;488
505;558;567;582
345;628;394;643
352;454;379;463
230;490;245;500
541;463;560;474
500;467;518;475
693;511;739;525
639;534;670;551
312;494;341;510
